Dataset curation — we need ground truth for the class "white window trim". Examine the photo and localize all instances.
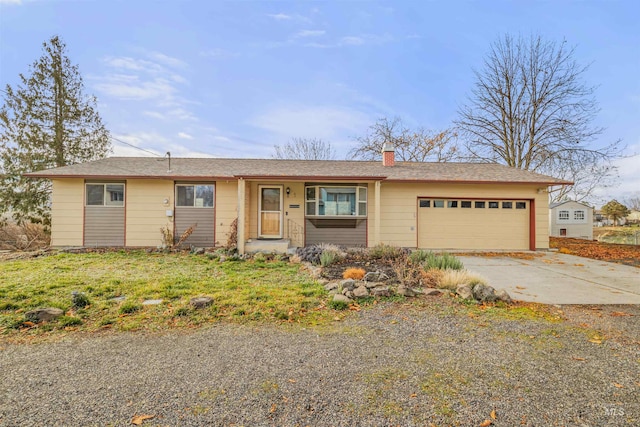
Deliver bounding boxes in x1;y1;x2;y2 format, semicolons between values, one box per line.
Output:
175;184;215;208
558;210;570;221
305;185;367;217
85;183;125;207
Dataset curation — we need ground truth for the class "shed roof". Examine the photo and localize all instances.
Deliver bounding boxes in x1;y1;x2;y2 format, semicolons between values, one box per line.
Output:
26;157;572;185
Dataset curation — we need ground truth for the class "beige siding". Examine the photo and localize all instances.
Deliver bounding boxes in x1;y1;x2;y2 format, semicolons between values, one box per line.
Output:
125;179;174;247
374;183;549;250
84;206;125;246
50;179;84;246
215;181;238;247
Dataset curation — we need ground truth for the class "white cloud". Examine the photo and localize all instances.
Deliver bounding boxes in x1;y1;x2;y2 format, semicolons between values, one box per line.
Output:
341;36;365;46
95;75;176;101
267;12;312;23
295;30;326;38
178;132;193;140
301;33;394;49
267;13;292;20
146;51;187;69
250;105;371;149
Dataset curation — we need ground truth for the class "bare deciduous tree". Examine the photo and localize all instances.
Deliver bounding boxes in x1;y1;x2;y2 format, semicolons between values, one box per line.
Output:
273;137;336;160
350;117;459;162
624;194;640;211
456;34;621;202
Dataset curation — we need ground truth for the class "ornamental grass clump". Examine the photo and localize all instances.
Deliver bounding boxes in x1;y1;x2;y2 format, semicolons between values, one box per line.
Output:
343;267;366;280
423;252;464;271
438;270;488;291
320;250;340;267
367;243;406;260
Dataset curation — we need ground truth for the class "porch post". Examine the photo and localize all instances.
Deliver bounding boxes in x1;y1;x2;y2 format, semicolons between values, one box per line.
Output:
374;180;381;246
237;178;246;254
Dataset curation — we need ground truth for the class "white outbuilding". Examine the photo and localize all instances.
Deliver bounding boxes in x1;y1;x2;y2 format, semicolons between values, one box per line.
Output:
549;200;593;240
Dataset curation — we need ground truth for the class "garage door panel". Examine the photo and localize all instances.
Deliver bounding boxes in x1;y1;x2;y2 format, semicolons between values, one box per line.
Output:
418;198;529;250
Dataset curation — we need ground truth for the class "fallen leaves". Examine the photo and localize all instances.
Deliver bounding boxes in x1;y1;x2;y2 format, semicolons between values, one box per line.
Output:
571;356;586;361
610;311;633;317
614;383;624;388
479;419;493;426
131;414;154;425
549;237;640;267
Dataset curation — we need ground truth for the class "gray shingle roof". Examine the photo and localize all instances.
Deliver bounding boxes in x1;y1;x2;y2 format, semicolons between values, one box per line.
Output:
25;157;572;185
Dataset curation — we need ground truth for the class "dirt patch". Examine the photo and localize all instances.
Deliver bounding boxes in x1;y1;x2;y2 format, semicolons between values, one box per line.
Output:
321;254;398;282
550;236;640;267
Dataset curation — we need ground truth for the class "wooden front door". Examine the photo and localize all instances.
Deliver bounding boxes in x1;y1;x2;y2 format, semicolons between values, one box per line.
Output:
258;186;283;238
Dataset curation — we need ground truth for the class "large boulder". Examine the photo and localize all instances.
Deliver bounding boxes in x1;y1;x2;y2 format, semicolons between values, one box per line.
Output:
456;284;474;300
472;283;498;303
495;289;512;303
340;279;357;291
352;285;369;298
396;285;416;297
333;294;352;303
371;286;391;297
190;297;214;309
324;282;339;291
363;271;389;282
25;308;64;323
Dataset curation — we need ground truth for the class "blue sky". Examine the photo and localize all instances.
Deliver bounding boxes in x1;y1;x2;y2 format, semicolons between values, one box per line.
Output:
1;0;638;203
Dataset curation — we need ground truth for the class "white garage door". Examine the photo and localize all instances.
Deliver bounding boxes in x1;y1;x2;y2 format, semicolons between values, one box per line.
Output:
417;199;530;250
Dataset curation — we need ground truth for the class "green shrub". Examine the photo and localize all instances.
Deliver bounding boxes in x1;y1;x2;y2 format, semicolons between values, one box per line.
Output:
329;299;349;310
320;250;339;267
59;316;83;327
71;291;91;308
423;252;464;271
252;252;266;262
119;302;142;315
174;307;191;317
408;250;430;264
367;243;405;260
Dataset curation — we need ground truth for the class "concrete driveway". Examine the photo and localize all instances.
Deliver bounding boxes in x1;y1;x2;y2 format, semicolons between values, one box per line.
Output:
458;252;640;304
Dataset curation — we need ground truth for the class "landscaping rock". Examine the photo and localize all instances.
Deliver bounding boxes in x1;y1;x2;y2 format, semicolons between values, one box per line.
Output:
340;279;356;291
472;284;498;303
363;271;380;282
333;294;352;303
191;247;205;255
142;299;163;306
371;286;391;297
353;285;369;298
316;278;329;286
396;285;415;297
364;281;382;289
25;308;64;323
495;289;512;304
423;288;442;296
218;255;227;263
345;291;354;299
456;284;474;300
363;271;389;282
190;297;214;309
324;282;339;291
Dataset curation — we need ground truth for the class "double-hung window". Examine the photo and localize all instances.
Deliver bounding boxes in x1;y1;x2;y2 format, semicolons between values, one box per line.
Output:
574;210;585;221
86;183;125;207
305;186;367;217
176;184;214;207
558;210;570;220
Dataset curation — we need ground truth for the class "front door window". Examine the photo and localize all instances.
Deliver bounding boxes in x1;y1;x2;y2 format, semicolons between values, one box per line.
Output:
259;186;282;238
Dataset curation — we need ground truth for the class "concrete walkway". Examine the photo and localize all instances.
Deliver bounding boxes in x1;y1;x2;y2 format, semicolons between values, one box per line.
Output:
458;252;640;305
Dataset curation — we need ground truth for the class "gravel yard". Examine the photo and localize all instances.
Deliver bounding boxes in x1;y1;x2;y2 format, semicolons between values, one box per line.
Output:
1;300;638;426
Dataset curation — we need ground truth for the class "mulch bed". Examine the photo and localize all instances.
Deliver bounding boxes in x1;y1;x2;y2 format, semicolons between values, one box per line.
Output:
550;236;640;267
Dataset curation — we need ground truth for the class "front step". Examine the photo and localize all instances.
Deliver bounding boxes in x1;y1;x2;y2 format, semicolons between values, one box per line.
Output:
244;239;293;254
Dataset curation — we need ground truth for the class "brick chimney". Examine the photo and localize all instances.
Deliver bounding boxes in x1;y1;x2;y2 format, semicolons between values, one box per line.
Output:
382;142;395;167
